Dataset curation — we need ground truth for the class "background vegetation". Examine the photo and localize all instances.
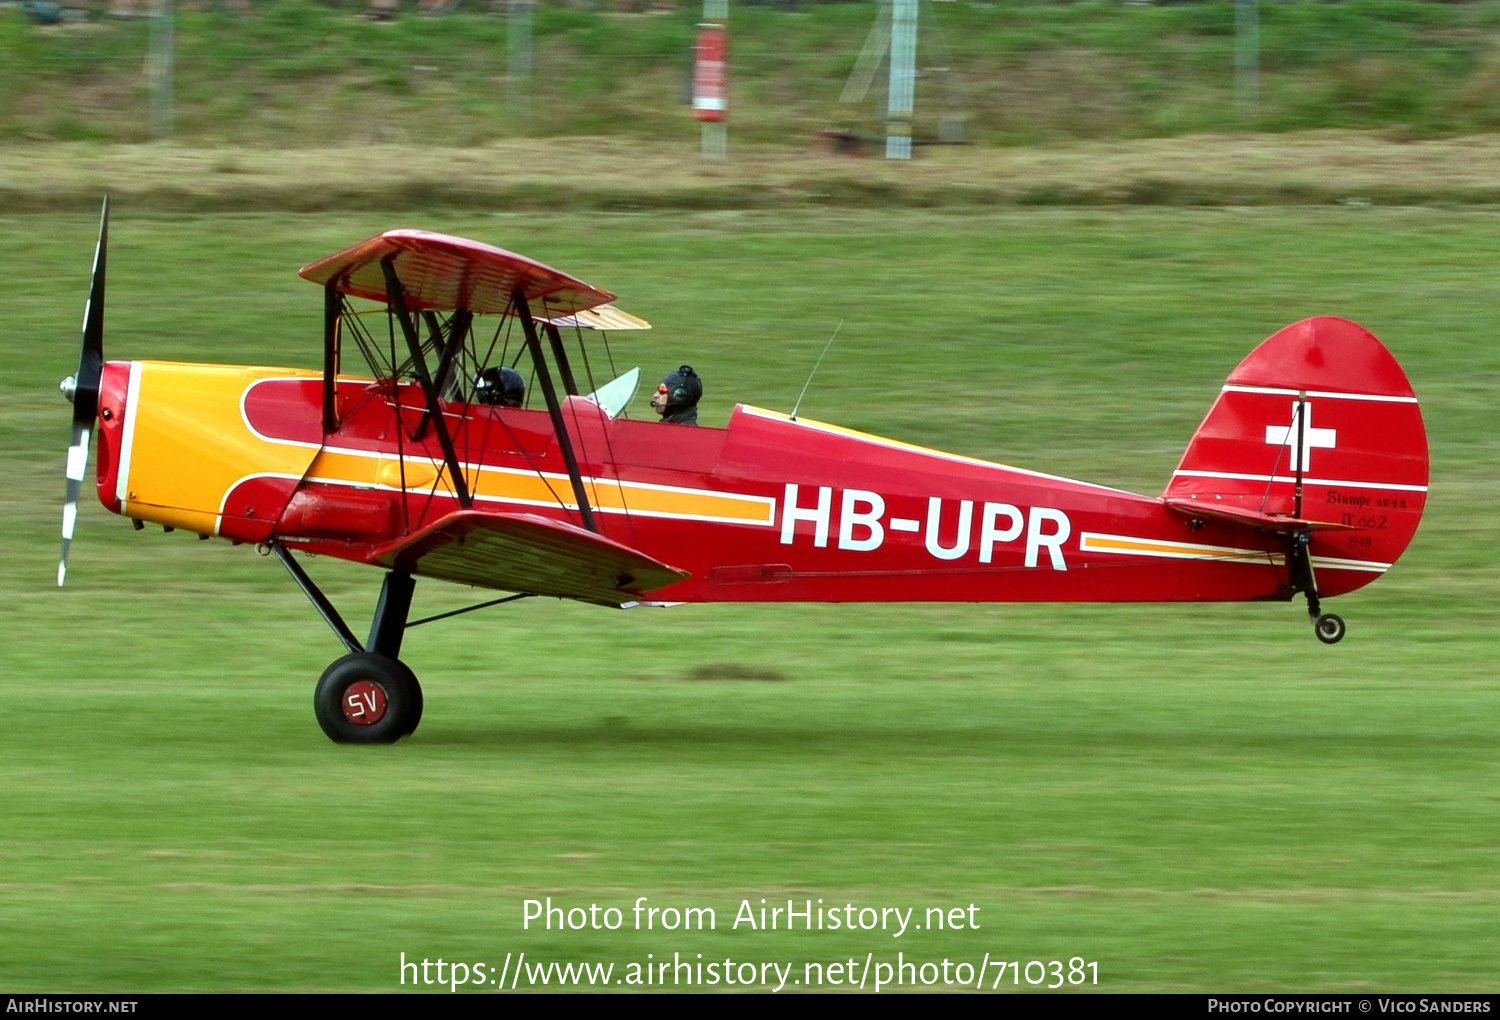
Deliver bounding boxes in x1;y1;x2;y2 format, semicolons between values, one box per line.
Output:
8;0;1500;145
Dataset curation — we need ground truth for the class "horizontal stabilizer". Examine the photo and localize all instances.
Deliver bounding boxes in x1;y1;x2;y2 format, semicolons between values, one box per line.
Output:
371;511;688;606
1163;498;1351;533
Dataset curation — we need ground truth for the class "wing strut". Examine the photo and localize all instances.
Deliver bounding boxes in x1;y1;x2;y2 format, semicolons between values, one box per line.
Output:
322;284;342;434
514;290;598;534
544;322;580;396
380;258;472;509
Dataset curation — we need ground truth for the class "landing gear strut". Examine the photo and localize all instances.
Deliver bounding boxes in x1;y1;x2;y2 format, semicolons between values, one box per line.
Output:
270;542;424;742
1283;530;1345;645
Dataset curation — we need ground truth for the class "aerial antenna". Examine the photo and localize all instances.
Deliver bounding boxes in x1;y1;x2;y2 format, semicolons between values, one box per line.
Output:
791;319;844;422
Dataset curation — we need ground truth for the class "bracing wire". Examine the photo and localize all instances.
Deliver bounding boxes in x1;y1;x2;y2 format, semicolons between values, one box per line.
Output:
578;328;638;547
599;330;627;419
1259;404;1295;514
574;323;596;395
416;311;472;527
343;308;392;381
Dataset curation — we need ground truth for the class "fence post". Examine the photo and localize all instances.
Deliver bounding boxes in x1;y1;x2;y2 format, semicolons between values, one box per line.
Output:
1235;0;1259;118
509;0;532;122
149;0;173;138
887;0;916;159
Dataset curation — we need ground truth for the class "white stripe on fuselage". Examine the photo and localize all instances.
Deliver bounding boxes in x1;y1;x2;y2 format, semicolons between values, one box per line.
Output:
116;361;143;506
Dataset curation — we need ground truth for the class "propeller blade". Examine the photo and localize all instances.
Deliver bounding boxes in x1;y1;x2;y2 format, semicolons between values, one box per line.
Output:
73;196;108;427
60;421;91;587
59;197;108;587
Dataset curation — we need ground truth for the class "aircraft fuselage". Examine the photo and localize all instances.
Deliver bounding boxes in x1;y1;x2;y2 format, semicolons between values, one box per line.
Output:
94;359;1399;605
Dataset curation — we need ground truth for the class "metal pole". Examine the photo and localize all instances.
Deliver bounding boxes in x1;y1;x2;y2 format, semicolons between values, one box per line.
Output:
509;0;532;122
886;0;916;159
1235;0;1259;118
1293;392;1307;520
703;122;727;162
702;0;727;160
149;0;173;138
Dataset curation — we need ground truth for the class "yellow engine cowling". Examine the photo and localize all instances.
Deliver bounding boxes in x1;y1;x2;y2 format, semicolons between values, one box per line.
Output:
110;361;324;541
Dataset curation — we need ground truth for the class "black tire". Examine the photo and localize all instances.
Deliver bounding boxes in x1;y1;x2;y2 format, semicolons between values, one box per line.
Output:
314;652;419;744
397;659;424;737
1314;613;1347;645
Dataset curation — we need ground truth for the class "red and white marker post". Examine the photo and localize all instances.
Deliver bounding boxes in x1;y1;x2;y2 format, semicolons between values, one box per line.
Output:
693;0;729;160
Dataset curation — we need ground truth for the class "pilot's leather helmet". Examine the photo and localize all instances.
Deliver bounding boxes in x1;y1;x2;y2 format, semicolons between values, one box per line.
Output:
660;365;702;410
475;366;526;407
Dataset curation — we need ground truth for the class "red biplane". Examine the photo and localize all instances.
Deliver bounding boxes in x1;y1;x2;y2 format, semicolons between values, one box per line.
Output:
60;203;1429;743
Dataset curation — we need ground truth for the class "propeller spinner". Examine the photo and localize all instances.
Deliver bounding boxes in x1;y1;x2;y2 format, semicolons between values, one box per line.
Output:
59;197;108;587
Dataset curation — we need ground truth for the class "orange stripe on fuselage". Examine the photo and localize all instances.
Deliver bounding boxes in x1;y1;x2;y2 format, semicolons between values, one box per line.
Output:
1079;532;1282;564
304;447;774;526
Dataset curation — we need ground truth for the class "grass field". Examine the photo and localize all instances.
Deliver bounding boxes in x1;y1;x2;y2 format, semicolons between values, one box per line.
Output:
1;206;1498;991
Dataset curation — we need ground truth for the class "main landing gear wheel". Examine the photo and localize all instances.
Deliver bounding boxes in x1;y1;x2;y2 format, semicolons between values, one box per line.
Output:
395;658;423;737
1314;613;1347;645
314;652;423;744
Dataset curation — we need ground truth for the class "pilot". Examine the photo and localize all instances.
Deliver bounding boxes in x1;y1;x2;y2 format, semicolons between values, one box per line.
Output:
651;365;702;426
474;366;525;407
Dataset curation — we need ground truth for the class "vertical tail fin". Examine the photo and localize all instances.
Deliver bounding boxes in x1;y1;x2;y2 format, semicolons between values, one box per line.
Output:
1165;316;1428;581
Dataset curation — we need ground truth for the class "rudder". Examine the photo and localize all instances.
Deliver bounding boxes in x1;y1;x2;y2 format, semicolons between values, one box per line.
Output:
1164;316;1428;591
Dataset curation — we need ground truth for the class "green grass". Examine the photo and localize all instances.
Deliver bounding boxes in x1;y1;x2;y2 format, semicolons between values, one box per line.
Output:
8;1;1500;145
0;207;1497;991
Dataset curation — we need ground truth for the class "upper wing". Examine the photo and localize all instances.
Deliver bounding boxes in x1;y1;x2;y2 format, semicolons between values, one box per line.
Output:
299;230;615;316
539;304;651;331
371;510;689;607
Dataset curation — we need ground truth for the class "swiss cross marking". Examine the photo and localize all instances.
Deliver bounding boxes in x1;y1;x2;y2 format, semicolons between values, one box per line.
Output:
1265;400;1336;472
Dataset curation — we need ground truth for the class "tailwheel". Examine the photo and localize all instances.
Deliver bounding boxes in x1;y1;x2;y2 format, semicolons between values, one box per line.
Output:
1314;613;1347;645
1283;530;1347;647
314;652;422;744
